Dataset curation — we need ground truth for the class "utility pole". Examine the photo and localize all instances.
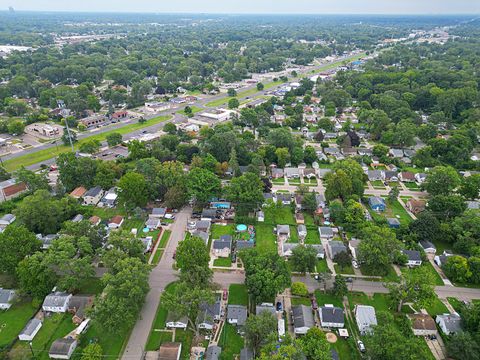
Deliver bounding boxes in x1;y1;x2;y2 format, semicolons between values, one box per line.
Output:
57;100;74;152
29;342;35;358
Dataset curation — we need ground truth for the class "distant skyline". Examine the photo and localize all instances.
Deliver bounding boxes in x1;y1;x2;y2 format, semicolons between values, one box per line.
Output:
2;0;480;15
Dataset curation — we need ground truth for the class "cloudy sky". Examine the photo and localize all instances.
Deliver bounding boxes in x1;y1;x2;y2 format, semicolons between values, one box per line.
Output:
2;0;479;14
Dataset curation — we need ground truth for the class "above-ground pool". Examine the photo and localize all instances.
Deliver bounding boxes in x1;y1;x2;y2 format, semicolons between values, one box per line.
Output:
236;224;247;232
143;227;149;233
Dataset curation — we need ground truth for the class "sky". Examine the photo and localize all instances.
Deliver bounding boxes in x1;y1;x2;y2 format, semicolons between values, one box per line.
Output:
1;0;480;14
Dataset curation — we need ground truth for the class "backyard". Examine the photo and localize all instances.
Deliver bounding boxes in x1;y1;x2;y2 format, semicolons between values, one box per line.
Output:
228;284;249;306
218;323;244;360
0;301;38;348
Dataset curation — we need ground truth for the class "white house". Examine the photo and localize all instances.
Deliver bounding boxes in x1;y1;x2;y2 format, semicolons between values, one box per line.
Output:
42;292;72;313
355;305;377;335
319;305;345;328
48;338;77;359
108;215;124;229
436;313;462;335
297;225;307;240
18;319;42;341
82;186;104;206
0;213;15;226
292;305;315;335
402;250;422;267
166;313;188;329
0;289;16;310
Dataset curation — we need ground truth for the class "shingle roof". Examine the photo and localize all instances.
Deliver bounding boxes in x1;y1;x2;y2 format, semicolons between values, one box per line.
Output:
402;249;422;261
227;305;247;326
84;186;102;197
320;305;344;324
43;292;70;308
0;289;15;304
256;304;276;316
213;239;232;250
49;338;76;356
20;318;42;337
292;305;314;329
206;345;222;360
410;313;436;331
436;313;462;333
355;305;377;327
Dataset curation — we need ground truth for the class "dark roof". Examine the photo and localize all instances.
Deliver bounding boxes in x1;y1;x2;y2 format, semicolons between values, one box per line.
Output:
292;305;314;329
84;186;103;197
236;240;254;250
320;306;344;324
227;305;247;325
402;250;422;261
202;209;217;218
197;301;221;326
206;345;222;360
213;239;232;250
20;318;42;337
49;338;76;356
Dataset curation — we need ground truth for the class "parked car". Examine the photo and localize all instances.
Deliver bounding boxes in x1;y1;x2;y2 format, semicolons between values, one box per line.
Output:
310;296;318;310
223;289;228;301
357;340;366;353
352;260;359;269
346;277;353;283
276;301;283;312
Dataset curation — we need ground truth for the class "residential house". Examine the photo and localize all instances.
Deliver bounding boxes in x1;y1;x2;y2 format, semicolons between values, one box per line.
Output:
271;168;284;179
466;201;480;210
42;292;72;313
434;251;453;267
206;345;222;360
108;215;124;229
0;179;28;203
82;186;104;206
291;305;315;335
349;239;361;260
389;148;404;158
192;230;209;244
295;212;305;225
89;216;101;226
145;217;160;230
316;194;326;209
158;342;182;360
319;305;345;328
436;313;462;335
276;193;292;206
297;225;307;240
282;243;299;257
18;319;42;341
256;303;276;316
0;213;15;226
263;193;277;205
368;196;386;211
399;171;415;182
191;220;211;234
201;209;217;221
294;194;304;210
357;148;373;156
415;173;427;184
402;250;422;267
311;245;325;259
324;147;341;156
384;171;398;182
141;236;154;253
303;168;316;179
38;234;59;249
367;170;384;182
317;168;332;179
166;313;188;329
419;240;436;254
212;235;233;258
387;218;401;229
409;313;438;336
99;189;117;208
355;305;377;335
257;211;265;222
319;226;334;240
197;301;222;331
328;241;347;259
285;167;300;179
227;305;248;327
71;214;83;223
151;207;167;218
406;199;426;215
68;295;93;325
48;338;77;359
277;225;291;240
0;289;15;310
69;186;86;199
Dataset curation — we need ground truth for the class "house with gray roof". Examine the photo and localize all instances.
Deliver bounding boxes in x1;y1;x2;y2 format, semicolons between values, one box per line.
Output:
281;243;298;257
192;230;209;244
291;305;314;335
166;312;188;329
277;225;290;239
328;241;347;259
151;207;167;218
317;168;332;179
212;235;232;258
49;338;77;359
197;301;222;330
419;240;436;254
256;303;276;316
349;239;361;260
285;167;300;179
297;225;307;240
354;305;377;334
311;244;325;259
276;193;291;205
206;345;222;360
319;226;334;239
402;250;422;267
227;305;248;327
82;186;104;206
271;168;284;179
367;170;384;181
436;313;462;335
389;148;404;158
0;289;16;310
319;305;345;328
18;318;42;341
42;292;72;313
0;213;15;226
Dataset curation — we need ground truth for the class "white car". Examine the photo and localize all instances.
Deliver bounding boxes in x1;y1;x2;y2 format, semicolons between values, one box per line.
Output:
357;340;366;353
352;260;359;269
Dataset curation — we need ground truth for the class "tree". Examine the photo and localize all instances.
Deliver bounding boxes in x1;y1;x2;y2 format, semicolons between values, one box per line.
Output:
17;252;57;299
90;257;150;334
81;343;103;360
299;327;330;360
15;167;50;192
257;82;265;91
259;335;305;360
333;251;351;269
106;132;123;147
227;88;237;97
442;256;471;283
447;331;480;360
225;172;264;215
291;282;309;297
422;166;461;196
427;195;466;220
241;249;291;303
164;185;188;209
358;225;402;276
228;148;241;177
459;174;480;200
245;311;278;357
163;122;177;135
387;266;436;312
467;257;480;284
0;225;40;275
409;212;440;244
61;220;106;250
388;185;400;202
275;147;290;168
7;120;25;135
186;168;221;205
343;199;366;234
332;276;348;297
94;161;121;190
176;235;212;287
228;98;240;109
325;159;365;202
290;245;318;274
79;139;101;154
118;172;148;210
62;127;77;146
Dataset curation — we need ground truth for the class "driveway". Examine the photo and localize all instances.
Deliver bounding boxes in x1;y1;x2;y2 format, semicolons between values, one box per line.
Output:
121;207;191;360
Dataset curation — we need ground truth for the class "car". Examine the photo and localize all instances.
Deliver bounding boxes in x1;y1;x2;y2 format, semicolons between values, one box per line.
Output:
223;289;228;301
172;251;176;259
142;130;148;134
276;301;283;311
352;260;359;269
310;296;318;310
314;275;320;281
357;340;366;353
345;277;353;283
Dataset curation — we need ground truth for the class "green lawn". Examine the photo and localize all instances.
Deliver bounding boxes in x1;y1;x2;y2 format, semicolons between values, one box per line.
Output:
255;224;277;254
403;182;420;190
423;297;449;317
76;277;105;294
334;264;355;275
218;323;244;360
303;178;318;186
90;206;127;221
213;258;232;267
314;291;343;307
316;259;330;273
178;105;203;116
264;206;296;225
291;297;311;306
122;218;145;232
401;262;444;286
304;228;321;244
361;265;400;283
0;301;38;348
3;115;171;171
347;292;390;312
146;282;177;350
205;97;232;108
151;249;164;265
304;213;316;227
174;329;194;359
211;224;235;239
228;284;248;306
145;330;173;351
158;230;172;248
289;226;299;243
75;323;130;359
369;199;413;225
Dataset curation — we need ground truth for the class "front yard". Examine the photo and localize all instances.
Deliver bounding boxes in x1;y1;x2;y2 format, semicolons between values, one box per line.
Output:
228;284;248;306
218;323;244;360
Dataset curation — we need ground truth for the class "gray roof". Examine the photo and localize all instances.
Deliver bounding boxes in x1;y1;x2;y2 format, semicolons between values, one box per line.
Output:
436;313;462;333
402;249;422;261
315;194;326;203
240;348;254;360
0;289;15;304
20;318;42;337
310;244;325;256
213;239;232;250
195;220;211;232
369;196;385;207
329;241;347;258
197;301;221;326
282;243;299;255
276;193;291;202
355;305;377;327
367;170;383;180
319;226;334;236
320;305;345;324
419;240;436;250
285;167;300;176
298;225;307;233
227;305;248;326
292;305;314;329
152;207;167;216
256;304;276;316
466;201;480;210
84;186;102;197
192;231;209;243
49;338;77;356
43;292;70;308
202;209;217;219
206;345;222;360
277;225;290;234
236;240;254;250
387;218;401;226
0;213;15;223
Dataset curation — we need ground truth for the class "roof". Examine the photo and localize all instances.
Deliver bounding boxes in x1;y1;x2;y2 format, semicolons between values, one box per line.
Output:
213;239;232;250
236;240;254;250
355;305;377;327
227;305;247;326
369;196;385;206
256;304;276;316
349;239;361;249
202;209;217;218
84;186;103;197
402;249;422;261
436;313;462;333
320;305;344;324
89;216;101;225
292;305;315;329
329;241;347;257
197;301;221;326
152;207;167;216
70;186;87;198
2;181;27;197
277;225;290;234
49;338;76;356
240;348;254;360
410;313;436;331
387;218;401;226
419;240;436;250
158;342;182;360
319;226;334;236
20;318;42;336
206;345;222;360
298;224;307;233
0;289;15;304
0;213;15;223
43;292;70;308
109;215;124;225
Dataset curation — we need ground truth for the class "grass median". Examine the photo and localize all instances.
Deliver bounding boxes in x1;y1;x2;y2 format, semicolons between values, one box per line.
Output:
3;115;171;171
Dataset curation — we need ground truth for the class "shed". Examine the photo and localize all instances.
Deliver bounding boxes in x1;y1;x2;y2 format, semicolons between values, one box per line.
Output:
48;338;77;359
18;319;42;341
354;305;377;334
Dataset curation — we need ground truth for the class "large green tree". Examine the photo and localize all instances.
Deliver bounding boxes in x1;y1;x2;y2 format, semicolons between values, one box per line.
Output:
0;225;40;275
186;167;221;205
175;235;212;287
422;166;461;196
118;172;149;210
290;245;318;274
225;172;264;215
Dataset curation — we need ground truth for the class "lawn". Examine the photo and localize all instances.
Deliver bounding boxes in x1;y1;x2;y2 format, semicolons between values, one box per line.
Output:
334;264;355;275
218;323;244;360
403;182;420;190
178;105;203;116
369;199;413;225
303;178;318;186
291;297;311;306
314;290;343;307
158;230;172;248
211;224;235;239
304;213;316;227
361;265;400;283
424;297;449;317
255;224;277;254
122;218;145;232
76;277;104;295
75;323;130;359
304;228;321;244
90;206;127;221
145;330;173;351
205;97;232;108
347;292;390;312
401;262;444;286
228;284;248;306
272;178;286;185
0;301;38;348
264;206;296;226
151;249;164;265
316;259;330;273
289;226;299;243
213;258;232;267
3;115;171;171
174;329;193;359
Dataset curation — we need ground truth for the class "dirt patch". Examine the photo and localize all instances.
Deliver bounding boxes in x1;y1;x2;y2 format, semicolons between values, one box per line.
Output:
326;332;338;343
